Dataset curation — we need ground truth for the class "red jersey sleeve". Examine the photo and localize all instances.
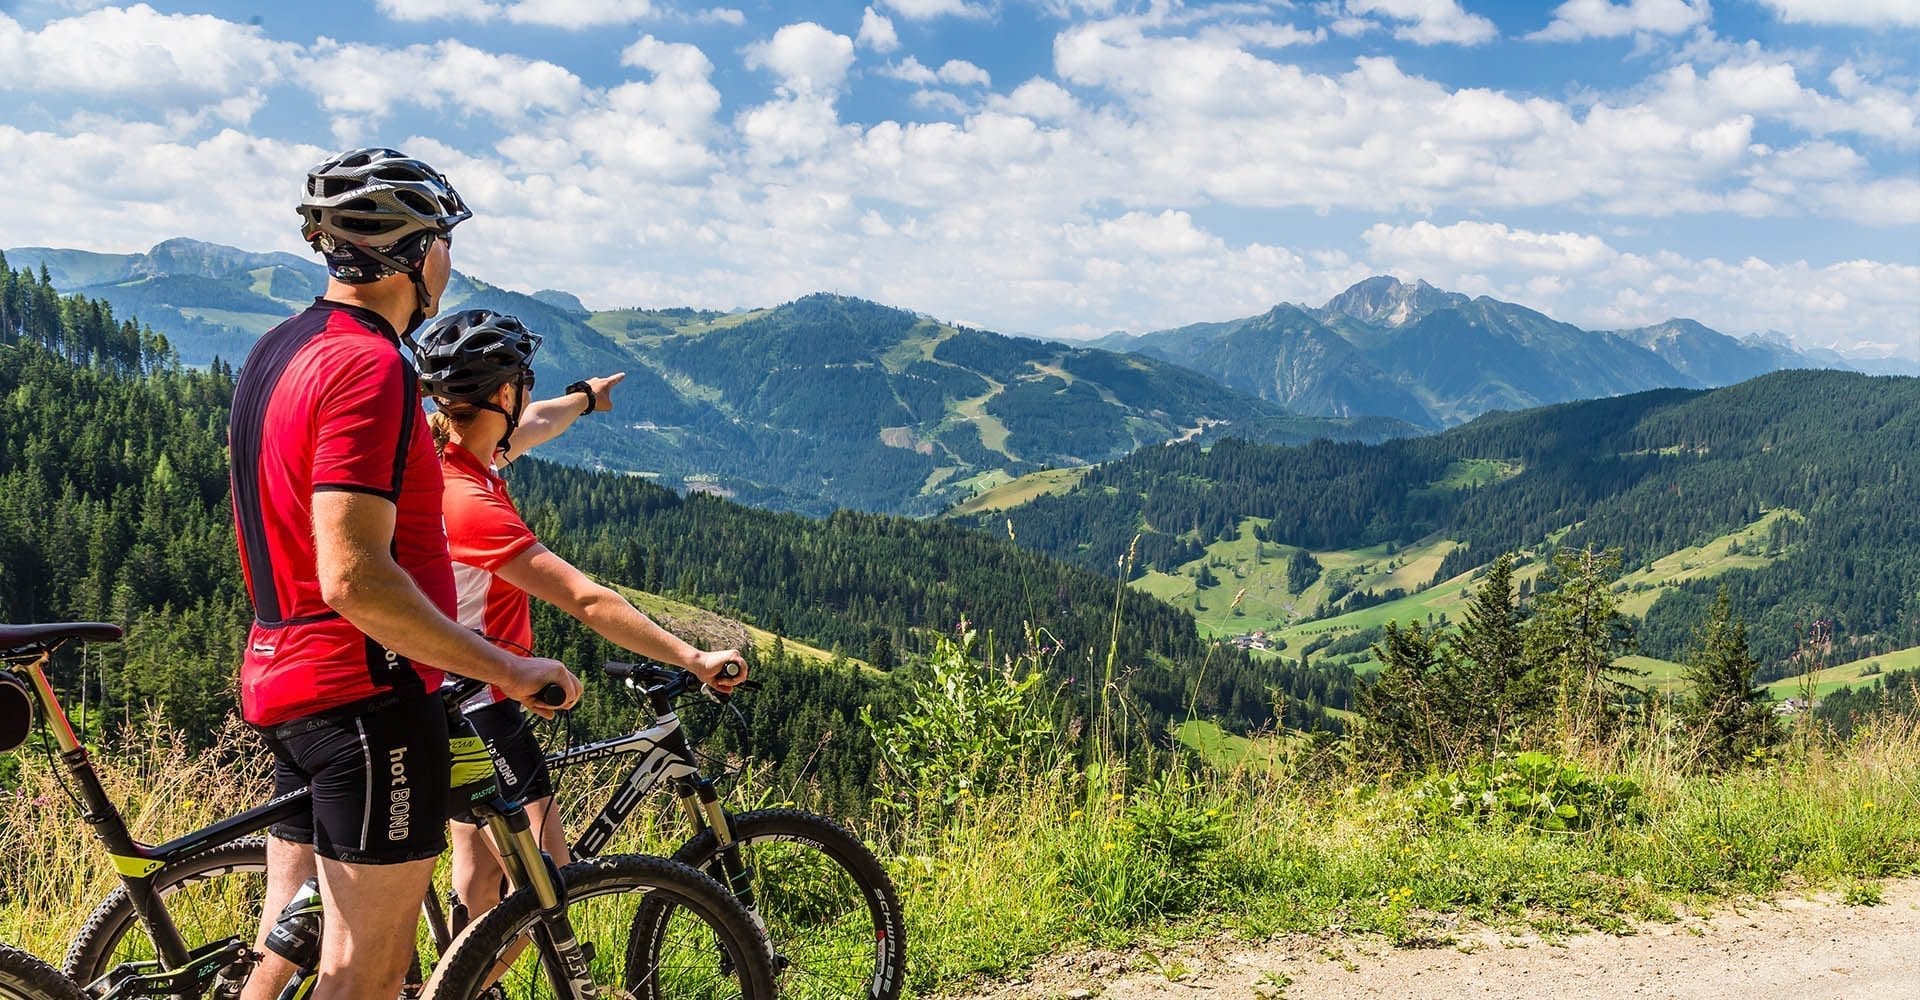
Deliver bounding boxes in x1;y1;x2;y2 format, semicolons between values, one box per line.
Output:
312;344;419;500
443;473;540;573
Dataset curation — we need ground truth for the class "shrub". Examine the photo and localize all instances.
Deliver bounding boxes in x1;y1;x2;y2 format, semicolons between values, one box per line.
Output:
1411;751;1642;833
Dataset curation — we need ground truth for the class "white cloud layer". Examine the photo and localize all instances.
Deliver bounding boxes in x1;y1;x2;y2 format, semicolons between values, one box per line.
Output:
1343;0;1500;45
0;3;1914;359
374;0;655;27
1531;0;1712;41
1362;220;1920;352
1752;0;1920;28
0;4;292;111
876;0;992;20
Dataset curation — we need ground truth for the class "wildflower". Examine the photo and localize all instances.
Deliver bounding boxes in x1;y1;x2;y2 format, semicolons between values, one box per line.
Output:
1863;800;1877;813
1101;841;1116;852
1070;809;1084;820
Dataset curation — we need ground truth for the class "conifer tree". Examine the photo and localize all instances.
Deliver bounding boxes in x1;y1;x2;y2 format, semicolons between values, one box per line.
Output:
1680;587;1781;768
1444;553;1539;749
1357;620;1451;770
1523;546;1637;748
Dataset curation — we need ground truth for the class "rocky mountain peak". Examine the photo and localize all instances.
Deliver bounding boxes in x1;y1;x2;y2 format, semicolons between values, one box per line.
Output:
1322;275;1465;327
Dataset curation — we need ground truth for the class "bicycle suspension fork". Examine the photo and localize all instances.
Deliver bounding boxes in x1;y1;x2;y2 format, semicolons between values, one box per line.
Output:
480;799;600;999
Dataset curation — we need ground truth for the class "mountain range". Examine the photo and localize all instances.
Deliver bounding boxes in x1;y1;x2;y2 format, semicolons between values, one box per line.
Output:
5;239;1902;514
1;239;1407;515
1097;276;1891;427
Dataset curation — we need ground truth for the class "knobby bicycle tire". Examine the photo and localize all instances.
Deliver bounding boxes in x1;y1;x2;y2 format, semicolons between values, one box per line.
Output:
63;837;270;991
0;945;87;1000
632;809;906;1000
424;853;775;1000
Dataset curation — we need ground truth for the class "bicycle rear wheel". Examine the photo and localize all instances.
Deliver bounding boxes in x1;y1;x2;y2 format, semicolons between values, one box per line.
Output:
62;837;269;992
0;945;86;1000
424;853;774;1000
634;809;906;1000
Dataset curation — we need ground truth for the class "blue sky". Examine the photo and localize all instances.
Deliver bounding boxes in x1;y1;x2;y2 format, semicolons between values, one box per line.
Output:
0;0;1915;356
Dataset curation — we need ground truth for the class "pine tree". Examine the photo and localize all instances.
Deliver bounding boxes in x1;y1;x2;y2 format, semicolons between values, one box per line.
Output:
1679;587;1781;768
1523;546;1637;748
1356;620;1451;770
1444;553;1540;750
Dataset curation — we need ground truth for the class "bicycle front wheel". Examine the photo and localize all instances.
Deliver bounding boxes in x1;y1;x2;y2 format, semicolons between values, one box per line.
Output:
424;853;774;1000
636;809;906;1000
0;945;86;1000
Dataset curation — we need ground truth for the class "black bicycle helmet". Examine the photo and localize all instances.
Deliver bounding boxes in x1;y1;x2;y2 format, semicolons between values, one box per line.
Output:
417;309;543;403
299;147;472;259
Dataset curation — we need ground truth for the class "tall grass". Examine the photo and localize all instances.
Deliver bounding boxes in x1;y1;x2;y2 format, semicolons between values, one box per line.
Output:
1;695;1917;996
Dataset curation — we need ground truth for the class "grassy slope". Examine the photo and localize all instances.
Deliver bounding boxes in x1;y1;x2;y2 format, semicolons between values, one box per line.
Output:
945;467;1092;517
1764;647;1920;701
607;581;858;669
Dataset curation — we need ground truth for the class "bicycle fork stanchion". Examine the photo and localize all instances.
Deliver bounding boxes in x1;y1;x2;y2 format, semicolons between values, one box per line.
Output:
481;802;599;999
24;652;205;978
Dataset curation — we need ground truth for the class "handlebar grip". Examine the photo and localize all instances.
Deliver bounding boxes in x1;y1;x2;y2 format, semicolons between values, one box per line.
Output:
719;660;742;679
536;683;568;707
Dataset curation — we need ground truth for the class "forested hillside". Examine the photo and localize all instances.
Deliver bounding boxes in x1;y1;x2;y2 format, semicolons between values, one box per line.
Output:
0;258;1352;809
976;372;1920;670
7;241;1412;516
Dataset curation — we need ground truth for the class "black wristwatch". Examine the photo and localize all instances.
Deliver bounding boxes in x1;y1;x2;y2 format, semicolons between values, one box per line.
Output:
565;380;595;417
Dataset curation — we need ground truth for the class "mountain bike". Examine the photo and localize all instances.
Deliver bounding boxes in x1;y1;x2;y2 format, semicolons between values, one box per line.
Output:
0;621;774;1000
0;945;87;1000
561;660;905;1000
66;652;906;1000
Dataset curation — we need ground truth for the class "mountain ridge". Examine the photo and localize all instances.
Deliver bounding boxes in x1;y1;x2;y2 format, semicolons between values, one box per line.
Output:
1;240;1413;515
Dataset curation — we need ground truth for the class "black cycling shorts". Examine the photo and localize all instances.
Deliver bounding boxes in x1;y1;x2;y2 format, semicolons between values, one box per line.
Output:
262;693;451;865
453;699;553;825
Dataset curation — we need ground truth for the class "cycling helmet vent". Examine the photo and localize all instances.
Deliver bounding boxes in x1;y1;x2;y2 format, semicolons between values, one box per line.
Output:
417;309;544;403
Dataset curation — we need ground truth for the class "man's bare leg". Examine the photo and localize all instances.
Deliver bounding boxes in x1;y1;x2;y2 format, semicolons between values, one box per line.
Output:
239;835;313;1000
309;854;437;1000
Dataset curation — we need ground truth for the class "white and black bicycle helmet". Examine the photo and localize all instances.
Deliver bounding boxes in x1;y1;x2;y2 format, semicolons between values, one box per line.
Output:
299;148;473;342
299;147;471;270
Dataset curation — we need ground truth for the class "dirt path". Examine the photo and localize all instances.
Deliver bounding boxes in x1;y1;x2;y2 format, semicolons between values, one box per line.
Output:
962;879;1920;1000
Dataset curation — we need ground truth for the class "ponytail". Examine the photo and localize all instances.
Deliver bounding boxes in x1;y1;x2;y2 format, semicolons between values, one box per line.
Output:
426;398;482;451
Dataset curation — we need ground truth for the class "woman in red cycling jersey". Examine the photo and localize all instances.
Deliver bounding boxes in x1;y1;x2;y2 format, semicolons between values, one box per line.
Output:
415;308;748;925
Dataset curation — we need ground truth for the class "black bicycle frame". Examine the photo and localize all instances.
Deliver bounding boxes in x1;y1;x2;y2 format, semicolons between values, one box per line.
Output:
13;650;311;972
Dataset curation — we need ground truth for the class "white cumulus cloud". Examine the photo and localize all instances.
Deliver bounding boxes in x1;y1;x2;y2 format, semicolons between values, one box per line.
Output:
1343;0;1500;45
744;22;857;95
1752;0;1920;28
1531;0;1712;41
298;39;587;135
857;7;901;51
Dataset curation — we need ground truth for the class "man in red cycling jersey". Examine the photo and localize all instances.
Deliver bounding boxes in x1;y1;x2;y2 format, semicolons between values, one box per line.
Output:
228;147;582;1000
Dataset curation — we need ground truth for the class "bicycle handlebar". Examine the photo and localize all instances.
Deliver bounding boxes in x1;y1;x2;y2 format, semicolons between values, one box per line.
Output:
603;659;753;704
